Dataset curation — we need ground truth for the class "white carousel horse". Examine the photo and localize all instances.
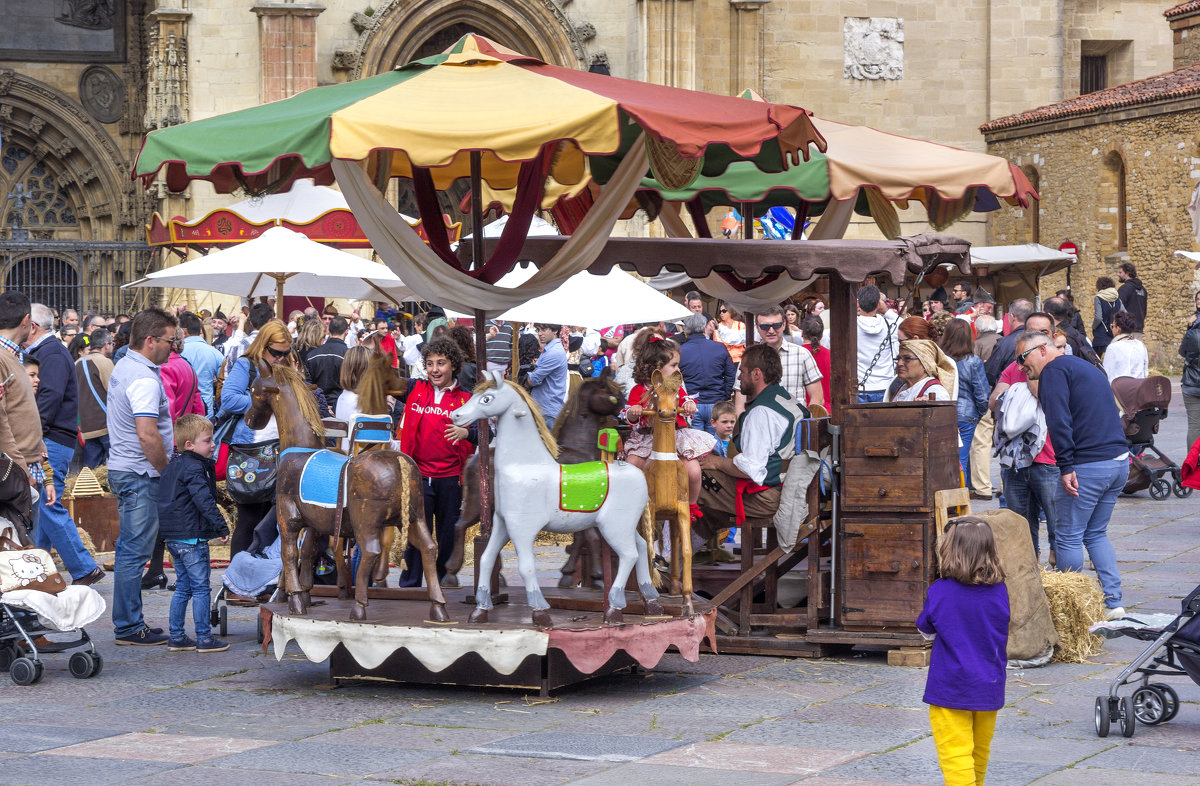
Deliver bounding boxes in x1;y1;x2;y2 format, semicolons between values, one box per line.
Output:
450;371;663;628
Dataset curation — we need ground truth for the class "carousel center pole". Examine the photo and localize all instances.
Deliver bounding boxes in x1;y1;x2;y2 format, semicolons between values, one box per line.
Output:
469;151;501;600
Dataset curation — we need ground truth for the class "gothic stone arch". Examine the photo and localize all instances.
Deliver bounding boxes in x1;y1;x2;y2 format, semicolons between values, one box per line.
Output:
0;69;134;241
354;0;587;78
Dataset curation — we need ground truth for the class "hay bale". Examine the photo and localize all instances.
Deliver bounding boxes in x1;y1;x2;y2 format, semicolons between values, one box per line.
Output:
1041;567;1107;663
76;526;98;557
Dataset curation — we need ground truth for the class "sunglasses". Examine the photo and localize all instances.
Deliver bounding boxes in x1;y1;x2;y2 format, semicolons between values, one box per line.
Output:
757;321;784;332
265;345;291;359
718;308;728;313
1017;346;1041;365
149;335;179;349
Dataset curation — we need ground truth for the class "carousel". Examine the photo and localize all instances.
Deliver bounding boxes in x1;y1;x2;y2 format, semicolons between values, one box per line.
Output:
133;34;1037;692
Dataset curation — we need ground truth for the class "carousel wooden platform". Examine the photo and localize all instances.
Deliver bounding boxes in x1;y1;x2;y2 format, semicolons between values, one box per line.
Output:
259;587;716;696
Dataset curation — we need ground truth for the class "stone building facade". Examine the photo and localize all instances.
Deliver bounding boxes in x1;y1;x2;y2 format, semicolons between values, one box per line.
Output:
0;0;1185;312
983;3;1200;369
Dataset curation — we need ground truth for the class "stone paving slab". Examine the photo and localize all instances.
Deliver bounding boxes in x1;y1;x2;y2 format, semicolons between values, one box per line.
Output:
204;740;440;777
1074;742;1200;774
467;731;687;762
641;741;867;776
158;711;352;741
44;732;276;763
0;754;181;786
821;749;1059;784
621;692;806;722
121;766;358;786
314;722;519;751
1032;767;1200;785
723;719;928;752
401;701;585;731
0;725;121;754
372;751;613;785
785;701;929;729
554;709;732;742
96;686;295;717
564;762;799;785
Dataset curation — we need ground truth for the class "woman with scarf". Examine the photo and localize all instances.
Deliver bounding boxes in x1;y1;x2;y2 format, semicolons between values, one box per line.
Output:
886;338;958;403
1092;277;1125;357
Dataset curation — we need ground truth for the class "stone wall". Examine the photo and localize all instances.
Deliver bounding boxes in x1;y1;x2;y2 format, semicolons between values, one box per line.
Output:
1170;10;1200;68
985;105;1200;371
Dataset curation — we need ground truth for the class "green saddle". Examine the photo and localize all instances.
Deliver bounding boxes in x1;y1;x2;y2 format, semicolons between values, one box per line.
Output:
558;461;610;513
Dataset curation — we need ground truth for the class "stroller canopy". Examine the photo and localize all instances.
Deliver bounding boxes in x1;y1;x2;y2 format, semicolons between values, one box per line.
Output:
1113;375;1172;421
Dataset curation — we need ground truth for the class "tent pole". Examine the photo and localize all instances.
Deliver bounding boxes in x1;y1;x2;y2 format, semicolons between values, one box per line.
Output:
469;150;499;600
274;274;285;321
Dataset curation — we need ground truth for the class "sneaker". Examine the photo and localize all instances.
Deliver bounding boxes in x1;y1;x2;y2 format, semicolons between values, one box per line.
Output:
167;635;196;651
196;636;230;653
115;627;169;646
1105;606;1127;621
689;503;704;524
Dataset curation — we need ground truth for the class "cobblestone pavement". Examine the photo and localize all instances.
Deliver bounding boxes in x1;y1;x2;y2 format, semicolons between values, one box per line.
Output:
1;381;1197;785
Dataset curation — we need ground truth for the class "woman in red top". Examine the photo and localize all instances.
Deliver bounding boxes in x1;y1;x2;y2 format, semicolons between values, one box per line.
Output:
801;317;832;409
395;337;477;587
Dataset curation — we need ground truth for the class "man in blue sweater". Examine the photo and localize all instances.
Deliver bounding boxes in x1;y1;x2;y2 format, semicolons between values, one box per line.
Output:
678;313;736;435
1017;330;1128;619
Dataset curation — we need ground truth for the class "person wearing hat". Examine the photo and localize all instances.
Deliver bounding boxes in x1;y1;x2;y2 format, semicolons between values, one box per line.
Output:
209;310;230;352
886;339;958;402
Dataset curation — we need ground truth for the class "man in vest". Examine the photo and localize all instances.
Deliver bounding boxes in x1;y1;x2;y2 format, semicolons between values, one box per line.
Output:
696;343;802;530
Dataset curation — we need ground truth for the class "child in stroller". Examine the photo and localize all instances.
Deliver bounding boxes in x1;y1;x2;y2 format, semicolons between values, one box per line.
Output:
1111;375;1193;500
1089;583;1200;737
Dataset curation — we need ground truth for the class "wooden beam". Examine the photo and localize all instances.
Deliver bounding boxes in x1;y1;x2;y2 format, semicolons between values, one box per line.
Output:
828;275;858;424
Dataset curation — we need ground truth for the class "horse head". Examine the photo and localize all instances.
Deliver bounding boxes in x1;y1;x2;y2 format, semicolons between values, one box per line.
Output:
651;369;683;425
579;366;624;418
450;370;516;427
245;358;279;429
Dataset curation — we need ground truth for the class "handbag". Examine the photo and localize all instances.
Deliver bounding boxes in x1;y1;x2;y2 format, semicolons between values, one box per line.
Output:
225;440;279;504
0;534;67;594
0;453;33;532
211;414;239;481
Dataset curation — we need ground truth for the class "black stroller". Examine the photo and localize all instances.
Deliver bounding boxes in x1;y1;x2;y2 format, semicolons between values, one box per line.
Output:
1111;376;1192;500
1094;584;1200;737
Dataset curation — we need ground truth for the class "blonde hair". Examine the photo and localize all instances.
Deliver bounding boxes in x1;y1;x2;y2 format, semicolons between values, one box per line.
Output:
174;413;213;450
938;516;1005;585
339;345;373;393
245;319;292;364
474;378;558;458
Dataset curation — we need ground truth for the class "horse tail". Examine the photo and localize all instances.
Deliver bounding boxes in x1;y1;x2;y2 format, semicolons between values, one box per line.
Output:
395;454;414;551
641;502;662;590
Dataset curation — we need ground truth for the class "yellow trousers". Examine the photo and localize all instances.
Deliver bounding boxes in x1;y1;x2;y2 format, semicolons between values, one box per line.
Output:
969;411;995;495
929;705;997;786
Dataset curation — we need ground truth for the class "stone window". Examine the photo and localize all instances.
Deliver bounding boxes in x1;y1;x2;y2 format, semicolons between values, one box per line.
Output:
1101;152;1127;253
1080;40;1132;97
2;144;78;232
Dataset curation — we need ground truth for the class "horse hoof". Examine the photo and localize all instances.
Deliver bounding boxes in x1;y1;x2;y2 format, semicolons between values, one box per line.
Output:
603;608;623;626
469;608;489;624
288;595;308;616
298;590;311;608
669;580;683;596
682;600;695;617
532;609;553;629
644;599;666;617
441;574;460;588
557;575;575;589
429;603;451;623
349;603;367;622
337;588;351;600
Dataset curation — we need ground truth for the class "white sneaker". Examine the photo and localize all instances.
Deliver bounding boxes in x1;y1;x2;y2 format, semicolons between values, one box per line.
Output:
1105;607;1126;621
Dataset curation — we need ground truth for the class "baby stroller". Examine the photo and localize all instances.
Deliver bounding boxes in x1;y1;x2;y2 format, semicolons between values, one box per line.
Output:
0;521;106;685
1092;584;1200;737
1111;376;1191;500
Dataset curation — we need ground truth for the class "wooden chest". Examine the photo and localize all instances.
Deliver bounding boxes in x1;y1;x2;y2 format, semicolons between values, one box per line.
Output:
68;495;120;553
840;402;960;513
838;514;935;631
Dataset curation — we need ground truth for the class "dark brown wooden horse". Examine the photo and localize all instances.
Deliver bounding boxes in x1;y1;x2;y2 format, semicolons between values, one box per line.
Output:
244;360;449;622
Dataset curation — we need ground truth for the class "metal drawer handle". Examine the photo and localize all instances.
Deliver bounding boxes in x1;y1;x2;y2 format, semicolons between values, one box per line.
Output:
863;446;899;457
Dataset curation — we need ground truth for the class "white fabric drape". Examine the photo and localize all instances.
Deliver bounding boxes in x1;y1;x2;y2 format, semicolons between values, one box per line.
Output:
656;204;814;313
331;133;648;316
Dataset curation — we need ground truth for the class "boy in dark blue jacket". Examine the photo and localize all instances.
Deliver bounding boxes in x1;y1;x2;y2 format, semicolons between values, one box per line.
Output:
158;414;230;653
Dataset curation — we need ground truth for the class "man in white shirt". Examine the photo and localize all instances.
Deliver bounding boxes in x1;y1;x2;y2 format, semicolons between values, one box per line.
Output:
854;285;899;402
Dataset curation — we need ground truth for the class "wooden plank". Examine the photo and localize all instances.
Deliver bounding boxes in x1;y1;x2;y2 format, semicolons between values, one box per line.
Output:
828;275;857;425
805;628;927;646
843;456;925;476
714;634;832;657
842;474;934;510
707;545;787;608
748;613;811;627
888;646;932;667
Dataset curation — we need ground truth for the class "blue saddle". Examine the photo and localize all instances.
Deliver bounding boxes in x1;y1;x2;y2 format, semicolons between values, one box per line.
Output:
286;448;351;509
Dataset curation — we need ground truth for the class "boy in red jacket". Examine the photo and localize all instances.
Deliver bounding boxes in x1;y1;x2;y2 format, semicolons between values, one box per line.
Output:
396;337;477;586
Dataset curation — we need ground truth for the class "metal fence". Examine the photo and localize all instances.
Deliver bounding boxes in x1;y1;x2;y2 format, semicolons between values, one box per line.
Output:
0;240;158;318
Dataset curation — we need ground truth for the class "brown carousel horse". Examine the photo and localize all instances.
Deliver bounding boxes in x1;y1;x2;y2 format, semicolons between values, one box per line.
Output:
244;359;449;622
643;369;696;615
442;368;626;588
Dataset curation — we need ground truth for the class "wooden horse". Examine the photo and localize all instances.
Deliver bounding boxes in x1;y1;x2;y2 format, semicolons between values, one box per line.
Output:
643;369;696;616
244;359;449;622
450;371;662;627
353;356;407;585
442;369;625;589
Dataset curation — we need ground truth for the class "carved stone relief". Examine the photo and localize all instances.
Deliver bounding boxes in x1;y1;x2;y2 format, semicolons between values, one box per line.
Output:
843;17;903;81
79;65;125;124
145;24;190;130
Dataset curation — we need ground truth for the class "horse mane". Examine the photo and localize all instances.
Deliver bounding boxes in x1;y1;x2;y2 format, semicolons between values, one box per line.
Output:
551;373;622;442
474;378;558;459
357;354;393;415
270;362;326;437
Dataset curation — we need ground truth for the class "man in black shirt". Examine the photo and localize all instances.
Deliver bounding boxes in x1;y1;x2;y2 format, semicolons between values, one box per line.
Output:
1116;262;1147;334
305;316;348;405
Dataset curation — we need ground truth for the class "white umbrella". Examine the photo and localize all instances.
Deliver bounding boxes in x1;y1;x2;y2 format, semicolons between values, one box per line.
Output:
126;227;411;318
494;269;692;328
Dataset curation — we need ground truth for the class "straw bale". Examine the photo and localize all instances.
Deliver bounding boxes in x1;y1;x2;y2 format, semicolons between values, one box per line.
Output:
1041;567;1107;663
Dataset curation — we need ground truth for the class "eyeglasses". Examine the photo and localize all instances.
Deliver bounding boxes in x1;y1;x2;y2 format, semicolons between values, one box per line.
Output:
149;335;179;349
265;345;291;359
757;321;784;332
895;354;919;364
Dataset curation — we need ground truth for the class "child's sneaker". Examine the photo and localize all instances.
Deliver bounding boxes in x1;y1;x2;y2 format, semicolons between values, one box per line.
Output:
167;635;196;652
196;636;230;653
689;503;704;524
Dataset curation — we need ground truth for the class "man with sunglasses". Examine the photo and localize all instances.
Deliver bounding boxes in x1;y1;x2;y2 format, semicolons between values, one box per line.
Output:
735;305;823;413
1015;329;1128;620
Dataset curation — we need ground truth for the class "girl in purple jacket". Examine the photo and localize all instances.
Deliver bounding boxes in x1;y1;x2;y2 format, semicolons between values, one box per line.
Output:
917;516;1009;786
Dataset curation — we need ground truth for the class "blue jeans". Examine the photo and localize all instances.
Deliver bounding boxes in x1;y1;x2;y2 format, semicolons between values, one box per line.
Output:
957;419;977;486
1054;459;1128;609
166;540;212;640
857;390;885;403
1001;462;1059;556
83;435;110;468
33;440;98;580
691;403;717;436
109;471;161;637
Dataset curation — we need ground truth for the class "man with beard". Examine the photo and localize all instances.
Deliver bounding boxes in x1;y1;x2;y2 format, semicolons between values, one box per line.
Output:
696;343;803;532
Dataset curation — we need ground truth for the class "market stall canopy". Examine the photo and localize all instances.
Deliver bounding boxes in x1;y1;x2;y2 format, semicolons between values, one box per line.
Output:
968;243;1076;304
125;227;409;312
462;234;972;313
145;179;461;252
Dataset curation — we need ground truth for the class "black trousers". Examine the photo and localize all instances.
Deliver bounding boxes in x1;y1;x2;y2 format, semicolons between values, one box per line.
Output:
232;501;274;558
397;475;461;587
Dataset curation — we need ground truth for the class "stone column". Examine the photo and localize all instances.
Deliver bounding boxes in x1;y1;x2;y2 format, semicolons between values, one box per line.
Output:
728;0;769;97
640;0;698;90
253;3;325;103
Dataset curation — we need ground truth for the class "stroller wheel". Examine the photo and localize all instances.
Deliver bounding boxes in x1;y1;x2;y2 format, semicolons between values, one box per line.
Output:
1172;482;1192;499
88;651;104;678
1095;696;1111;737
0;643;18;672
1149;683;1179;722
219;605;228;636
9;656;41;686
1118;694;1136;737
256;615;264;645
1149;479;1171;500
1132;686;1167;725
69;651;96;679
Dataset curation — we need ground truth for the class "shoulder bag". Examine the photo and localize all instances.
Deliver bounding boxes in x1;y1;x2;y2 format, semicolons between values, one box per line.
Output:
0;533;67;594
225;439;279;504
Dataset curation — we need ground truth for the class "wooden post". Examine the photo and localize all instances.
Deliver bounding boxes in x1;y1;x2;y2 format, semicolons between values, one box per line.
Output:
828;275;858;425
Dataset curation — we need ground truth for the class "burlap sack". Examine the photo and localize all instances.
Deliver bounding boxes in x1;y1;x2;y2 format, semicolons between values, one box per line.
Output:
976;508;1059;661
